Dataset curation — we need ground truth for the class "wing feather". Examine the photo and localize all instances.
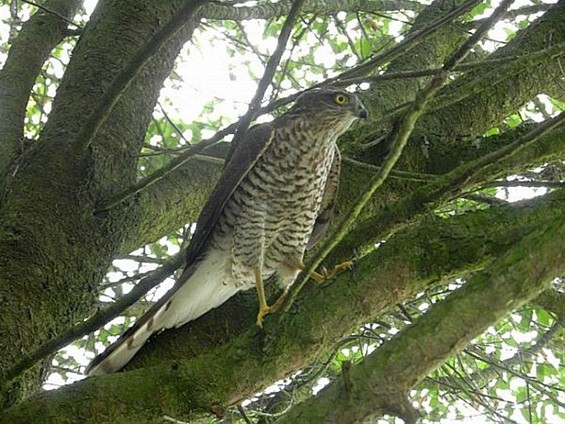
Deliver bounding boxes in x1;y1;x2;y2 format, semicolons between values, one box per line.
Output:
186;123;275;263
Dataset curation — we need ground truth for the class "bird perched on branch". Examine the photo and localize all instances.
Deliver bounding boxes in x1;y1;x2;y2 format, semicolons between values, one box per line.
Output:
86;87;368;376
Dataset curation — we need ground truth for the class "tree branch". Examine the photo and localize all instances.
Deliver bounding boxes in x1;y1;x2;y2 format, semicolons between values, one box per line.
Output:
20;0;83;29
0;1;212;406
328;0;481;83
202;0;424;21
532;289;565;319
332;113;565;263
339;42;565;89
4;188;565;422
73;0;210;152
419;0;565;139
0;0;82;177
1;251;184;388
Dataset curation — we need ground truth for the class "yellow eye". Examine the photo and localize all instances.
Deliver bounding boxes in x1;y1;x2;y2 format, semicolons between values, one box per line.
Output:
334;94;348;105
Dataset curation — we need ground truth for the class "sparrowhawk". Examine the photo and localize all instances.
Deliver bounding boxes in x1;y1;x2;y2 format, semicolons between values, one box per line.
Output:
86;87;368;375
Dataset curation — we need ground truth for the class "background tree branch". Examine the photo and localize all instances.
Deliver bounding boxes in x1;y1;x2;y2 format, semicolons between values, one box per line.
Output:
0;0;206;405
276;213;563;423
0;0;82;177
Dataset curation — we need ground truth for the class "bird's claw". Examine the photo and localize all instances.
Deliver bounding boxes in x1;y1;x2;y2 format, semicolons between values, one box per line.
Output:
311;260;355;284
255;305;279;327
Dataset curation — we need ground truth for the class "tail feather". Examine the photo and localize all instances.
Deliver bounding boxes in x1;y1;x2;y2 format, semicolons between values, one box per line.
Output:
86;249;236;376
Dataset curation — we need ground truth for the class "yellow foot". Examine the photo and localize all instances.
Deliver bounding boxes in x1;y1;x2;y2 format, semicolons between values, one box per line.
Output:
256;306;272;328
310;260;355;284
256;287;289;327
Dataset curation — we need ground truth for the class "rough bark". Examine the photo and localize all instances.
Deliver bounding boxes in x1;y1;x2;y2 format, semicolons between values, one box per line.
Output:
420;0;565;140
276;216;563;424
331;122;565;262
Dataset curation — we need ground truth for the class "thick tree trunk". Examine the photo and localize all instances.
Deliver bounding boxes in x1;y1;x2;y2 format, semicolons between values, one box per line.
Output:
0;0;206;406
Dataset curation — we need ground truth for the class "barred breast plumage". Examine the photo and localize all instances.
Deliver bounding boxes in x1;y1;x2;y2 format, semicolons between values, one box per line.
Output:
210;121;339;291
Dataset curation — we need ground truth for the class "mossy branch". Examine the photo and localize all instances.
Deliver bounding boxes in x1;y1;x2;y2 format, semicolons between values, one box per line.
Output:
95;124;236;212
0;0;82;176
4;186;565;422
0;252;184;388
202;0;424;21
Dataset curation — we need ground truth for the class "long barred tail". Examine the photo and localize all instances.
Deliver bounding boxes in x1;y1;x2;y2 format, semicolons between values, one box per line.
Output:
86;249;236;376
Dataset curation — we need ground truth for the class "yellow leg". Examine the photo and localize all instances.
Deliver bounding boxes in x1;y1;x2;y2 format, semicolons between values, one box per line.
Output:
255;273;292;327
254;268;269;327
255;258;355;326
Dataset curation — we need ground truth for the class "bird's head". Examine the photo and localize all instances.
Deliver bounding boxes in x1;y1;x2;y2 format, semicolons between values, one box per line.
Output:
289;87;368;129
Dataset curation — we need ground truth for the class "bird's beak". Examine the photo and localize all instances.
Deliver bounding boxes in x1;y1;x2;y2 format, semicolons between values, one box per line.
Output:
358;107;368;120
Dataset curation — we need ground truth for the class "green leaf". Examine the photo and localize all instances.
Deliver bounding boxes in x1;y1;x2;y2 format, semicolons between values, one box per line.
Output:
535;308;553;327
469;2;488;18
505;114;522;128
515;386;528;403
484;127;500;136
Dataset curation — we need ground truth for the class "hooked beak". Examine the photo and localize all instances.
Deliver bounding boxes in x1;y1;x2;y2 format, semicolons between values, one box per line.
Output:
358;107;369;120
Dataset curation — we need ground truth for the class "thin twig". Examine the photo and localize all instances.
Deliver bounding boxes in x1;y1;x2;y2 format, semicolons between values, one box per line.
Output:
157;101;192;146
118;254;169;264
327;0;482;83
20;0;83;29
342;156;437;182
481;180;565;189
271;17;313;101
231;0;306;149
95;123;236;212
334;14;361;60
237;404;253;424
338;42;565;86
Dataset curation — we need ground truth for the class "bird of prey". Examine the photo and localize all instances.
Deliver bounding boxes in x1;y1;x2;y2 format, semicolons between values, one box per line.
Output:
86;87;368;376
